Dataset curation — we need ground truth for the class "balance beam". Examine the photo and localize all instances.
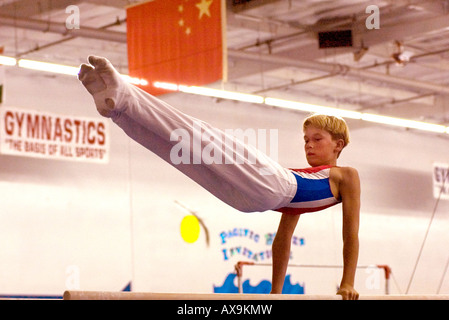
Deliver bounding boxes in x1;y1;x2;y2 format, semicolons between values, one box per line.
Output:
63;291;449;300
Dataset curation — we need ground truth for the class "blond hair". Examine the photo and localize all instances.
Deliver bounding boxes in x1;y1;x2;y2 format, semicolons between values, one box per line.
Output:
303;113;350;148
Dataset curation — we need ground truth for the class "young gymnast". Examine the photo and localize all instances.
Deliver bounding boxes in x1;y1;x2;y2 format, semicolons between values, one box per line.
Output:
78;56;360;300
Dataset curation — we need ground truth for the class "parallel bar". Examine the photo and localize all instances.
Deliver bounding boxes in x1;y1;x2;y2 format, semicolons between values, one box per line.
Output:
63;291;449;300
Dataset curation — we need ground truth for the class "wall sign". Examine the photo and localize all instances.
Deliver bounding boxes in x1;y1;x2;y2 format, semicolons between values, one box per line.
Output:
0;106;109;164
433;163;449;200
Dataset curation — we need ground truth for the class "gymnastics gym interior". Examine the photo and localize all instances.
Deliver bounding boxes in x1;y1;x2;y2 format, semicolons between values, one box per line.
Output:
0;0;449;301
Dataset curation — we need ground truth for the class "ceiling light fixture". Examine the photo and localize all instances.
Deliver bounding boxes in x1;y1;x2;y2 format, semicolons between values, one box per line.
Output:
0;55;17;66
15;58;148;85
153;81;449;135
121;74;148;86
18;59;80;76
361;113;447;133
2;59;448;136
392;41;414;66
264;97;363;119
178;85;265;104
154;82;264;104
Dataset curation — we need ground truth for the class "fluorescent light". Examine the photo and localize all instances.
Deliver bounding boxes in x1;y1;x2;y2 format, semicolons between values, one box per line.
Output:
154;81;265;103
178;85;265;104
264;97;362;119
18;59;80;76
121;75;148;86
265;98;448;134
0;55;17;66
151;84;449;134
361;113;447;133
154;81;179;91
16;58;148;85
4;57;449;135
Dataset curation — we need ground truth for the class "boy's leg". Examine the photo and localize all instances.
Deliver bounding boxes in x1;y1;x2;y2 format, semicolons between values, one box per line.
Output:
78;56;296;212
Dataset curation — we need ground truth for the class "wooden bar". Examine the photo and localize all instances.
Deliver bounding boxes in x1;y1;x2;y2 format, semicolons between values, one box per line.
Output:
63;291;449;300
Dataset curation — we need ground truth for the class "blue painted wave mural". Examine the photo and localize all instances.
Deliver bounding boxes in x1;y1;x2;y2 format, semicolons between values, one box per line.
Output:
213;273;304;294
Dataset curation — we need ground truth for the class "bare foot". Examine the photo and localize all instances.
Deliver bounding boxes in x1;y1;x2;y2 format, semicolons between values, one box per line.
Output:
78;56;123;117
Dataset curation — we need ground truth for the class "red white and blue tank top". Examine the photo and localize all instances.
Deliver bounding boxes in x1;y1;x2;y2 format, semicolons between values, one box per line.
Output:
276;165;341;215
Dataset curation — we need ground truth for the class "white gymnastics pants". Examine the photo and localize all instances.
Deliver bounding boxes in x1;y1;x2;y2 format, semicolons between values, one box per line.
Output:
108;82;297;212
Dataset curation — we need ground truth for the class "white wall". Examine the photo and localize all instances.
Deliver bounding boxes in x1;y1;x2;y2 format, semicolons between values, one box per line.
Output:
1;66;448;297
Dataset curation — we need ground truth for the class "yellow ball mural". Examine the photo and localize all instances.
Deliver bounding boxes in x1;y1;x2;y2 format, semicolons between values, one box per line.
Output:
180;215;201;243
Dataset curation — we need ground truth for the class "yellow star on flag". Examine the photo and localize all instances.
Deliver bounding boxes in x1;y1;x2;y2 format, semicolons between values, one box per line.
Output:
196;0;213;19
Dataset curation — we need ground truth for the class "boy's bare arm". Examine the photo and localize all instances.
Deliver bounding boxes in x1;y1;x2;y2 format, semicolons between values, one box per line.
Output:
270;213;300;294
337;167;361;300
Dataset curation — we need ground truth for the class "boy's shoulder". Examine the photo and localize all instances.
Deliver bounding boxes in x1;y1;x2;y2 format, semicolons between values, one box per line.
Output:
331;166;359;183
336;166;358;174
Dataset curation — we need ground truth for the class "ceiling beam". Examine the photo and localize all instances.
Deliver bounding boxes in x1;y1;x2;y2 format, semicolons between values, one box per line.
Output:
82;0;140;8
0;15;127;43
2;3;448;98
227;0;282;13
358;13;449;48
228;49;449;95
0;0;80;18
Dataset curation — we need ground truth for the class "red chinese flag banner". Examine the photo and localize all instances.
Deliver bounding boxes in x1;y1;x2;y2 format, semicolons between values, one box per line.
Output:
126;0;226;96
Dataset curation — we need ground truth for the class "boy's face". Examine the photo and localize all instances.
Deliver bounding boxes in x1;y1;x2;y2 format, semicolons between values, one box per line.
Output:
303;125;343;167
